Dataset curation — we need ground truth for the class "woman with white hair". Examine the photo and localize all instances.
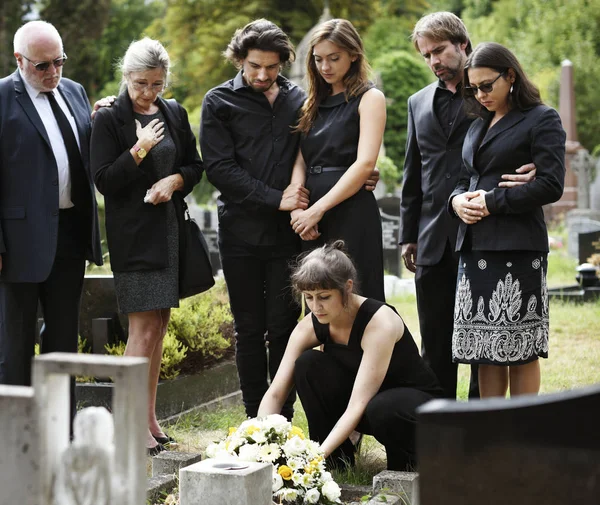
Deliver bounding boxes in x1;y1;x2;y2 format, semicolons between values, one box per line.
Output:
91;38;203;455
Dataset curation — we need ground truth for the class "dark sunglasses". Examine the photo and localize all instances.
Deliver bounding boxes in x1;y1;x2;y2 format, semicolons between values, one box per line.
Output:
21;53;68;72
464;71;506;96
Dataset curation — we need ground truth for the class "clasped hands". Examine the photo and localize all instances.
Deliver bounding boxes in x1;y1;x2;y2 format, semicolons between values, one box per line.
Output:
452;189;490;224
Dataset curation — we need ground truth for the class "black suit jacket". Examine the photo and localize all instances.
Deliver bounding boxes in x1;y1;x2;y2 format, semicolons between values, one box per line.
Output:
449;105;566;252
0;71;102;283
91;92;203;272
399;81;474;266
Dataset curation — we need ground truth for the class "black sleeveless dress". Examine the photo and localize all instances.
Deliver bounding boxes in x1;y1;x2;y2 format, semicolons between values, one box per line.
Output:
312;298;442;395
294;298;442;470
301;88;385;301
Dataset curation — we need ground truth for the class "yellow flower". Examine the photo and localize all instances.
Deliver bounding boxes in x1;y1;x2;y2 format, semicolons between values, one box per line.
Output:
278;465;293;481
245;425;260;435
288;426;305;440
228;427;237;436
304;465;314;474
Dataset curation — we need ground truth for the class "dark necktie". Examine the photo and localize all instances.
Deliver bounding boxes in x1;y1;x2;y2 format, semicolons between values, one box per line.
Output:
43;91;89;210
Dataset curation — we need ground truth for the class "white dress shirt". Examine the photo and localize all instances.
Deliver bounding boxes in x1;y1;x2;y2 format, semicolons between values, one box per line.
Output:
21;70;83;209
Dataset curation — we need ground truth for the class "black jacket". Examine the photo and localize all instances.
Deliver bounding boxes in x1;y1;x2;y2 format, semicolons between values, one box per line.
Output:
91;92;203;272
399;81;474;266
0;71;103;282
449;104;566;252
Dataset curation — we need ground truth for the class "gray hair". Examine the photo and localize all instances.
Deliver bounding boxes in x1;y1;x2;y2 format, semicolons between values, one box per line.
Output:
119;37;171;94
13;21;63;55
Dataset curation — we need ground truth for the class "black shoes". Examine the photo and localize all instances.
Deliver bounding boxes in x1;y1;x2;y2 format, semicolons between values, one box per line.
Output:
147;443;165;457
152;432;177;447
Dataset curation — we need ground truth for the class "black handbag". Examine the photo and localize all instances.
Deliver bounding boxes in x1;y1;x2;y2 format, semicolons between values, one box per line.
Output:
178;200;215;298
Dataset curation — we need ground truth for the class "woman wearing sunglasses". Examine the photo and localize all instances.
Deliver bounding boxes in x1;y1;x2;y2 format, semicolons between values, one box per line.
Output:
449;42;565;398
91;38;203;455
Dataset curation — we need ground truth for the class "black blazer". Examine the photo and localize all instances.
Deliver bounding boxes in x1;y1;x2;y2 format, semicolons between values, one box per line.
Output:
0;71;102;282
449;105;566;252
91;92;203;272
399;81;475;266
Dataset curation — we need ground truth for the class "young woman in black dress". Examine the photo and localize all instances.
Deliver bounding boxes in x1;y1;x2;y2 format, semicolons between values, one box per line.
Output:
289;19;387;301
258;241;442;470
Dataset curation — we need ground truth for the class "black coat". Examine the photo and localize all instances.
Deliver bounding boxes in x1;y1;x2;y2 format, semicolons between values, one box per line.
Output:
91;92;203;272
0;71;103;282
449;104;566;252
399;81;475;266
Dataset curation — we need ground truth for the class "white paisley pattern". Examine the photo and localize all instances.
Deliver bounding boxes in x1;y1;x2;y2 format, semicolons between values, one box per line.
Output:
453;261;549;364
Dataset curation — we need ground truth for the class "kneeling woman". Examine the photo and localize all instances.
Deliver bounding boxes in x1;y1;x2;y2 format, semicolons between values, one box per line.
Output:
258;241;442;470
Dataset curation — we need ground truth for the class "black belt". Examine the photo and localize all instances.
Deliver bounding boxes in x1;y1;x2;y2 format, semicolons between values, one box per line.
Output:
308;165;347;175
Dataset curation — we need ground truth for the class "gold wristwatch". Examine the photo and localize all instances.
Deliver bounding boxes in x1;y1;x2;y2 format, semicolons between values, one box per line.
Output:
133;144;147;159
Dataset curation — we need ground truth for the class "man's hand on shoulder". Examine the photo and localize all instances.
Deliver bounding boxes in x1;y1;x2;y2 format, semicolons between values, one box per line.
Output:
91;95;116;119
401;243;418;273
279;183;309;211
364;167;380;192
498;163;536;188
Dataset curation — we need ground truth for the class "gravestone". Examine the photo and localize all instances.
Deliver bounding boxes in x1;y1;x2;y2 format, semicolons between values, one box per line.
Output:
417;384;600;505
566;210;600;260
179;459;272;505
188;204;221;274
33;353;148;505
578;230;600;264
0;385;39;505
378;196;402;277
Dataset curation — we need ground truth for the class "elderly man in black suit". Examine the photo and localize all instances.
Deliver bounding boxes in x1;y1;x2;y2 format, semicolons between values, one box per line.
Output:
0;21;102;390
399;12;535;399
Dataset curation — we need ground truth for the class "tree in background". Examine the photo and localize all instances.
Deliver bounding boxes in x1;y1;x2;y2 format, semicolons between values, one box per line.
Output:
39;0;112;96
0;0;34;77
374;50;432;183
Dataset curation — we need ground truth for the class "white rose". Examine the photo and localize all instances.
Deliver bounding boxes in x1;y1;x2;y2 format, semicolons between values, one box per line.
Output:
238;443;260;462
272;472;284;492
282;436;305;458
305;488;320;504
262;414;290;433
321;471;333;482
205;442;223;459
322;480;341;502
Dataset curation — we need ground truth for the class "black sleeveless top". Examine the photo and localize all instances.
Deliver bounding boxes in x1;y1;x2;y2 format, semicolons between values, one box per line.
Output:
311;298;442;396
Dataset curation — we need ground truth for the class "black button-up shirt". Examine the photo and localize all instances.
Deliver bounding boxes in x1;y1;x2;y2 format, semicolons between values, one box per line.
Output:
434;80;464;138
200;72;306;246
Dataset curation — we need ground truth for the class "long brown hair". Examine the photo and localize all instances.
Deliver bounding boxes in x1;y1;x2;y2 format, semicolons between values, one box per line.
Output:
463;42;542;118
296;19;372;134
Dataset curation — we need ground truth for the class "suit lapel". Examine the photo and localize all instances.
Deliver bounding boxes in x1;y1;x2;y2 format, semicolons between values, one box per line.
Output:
12;71;52;149
423;84;445;138
464;117;486;171
56;83;91;164
479;108;526;151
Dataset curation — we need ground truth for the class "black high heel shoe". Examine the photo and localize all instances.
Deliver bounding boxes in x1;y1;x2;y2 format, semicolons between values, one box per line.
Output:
147;443;165;457
152;433;176;446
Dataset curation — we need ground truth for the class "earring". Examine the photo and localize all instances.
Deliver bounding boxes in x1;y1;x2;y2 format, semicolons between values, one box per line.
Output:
510;84;514;93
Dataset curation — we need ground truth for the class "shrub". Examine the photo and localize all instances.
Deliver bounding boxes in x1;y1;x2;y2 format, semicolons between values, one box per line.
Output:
373;50;432;184
168;279;233;360
376;154;401;194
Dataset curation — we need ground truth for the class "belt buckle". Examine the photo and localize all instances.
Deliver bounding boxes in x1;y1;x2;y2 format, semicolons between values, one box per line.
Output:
311;165;322;174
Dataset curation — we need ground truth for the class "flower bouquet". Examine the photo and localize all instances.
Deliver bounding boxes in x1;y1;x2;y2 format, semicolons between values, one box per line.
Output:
206;414;342;504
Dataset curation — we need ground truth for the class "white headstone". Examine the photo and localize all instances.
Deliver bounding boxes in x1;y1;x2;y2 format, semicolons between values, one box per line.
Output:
0;385;39;505
179;459;272;505
33;353;148;505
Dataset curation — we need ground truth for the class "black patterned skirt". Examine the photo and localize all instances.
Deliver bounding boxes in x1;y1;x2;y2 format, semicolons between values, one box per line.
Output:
452;250;549;365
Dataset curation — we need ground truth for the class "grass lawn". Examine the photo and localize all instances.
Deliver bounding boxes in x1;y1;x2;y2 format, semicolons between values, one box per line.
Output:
160;236;600;498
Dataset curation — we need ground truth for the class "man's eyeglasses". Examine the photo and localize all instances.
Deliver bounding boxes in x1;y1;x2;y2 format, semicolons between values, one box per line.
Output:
464;71;506;96
131;81;165;93
21;53;68;72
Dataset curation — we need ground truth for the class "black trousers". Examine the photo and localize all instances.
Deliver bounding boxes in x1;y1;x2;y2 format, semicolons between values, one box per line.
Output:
415;241;479;399
219;230;299;419
0;209;86;420
295;349;434;471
